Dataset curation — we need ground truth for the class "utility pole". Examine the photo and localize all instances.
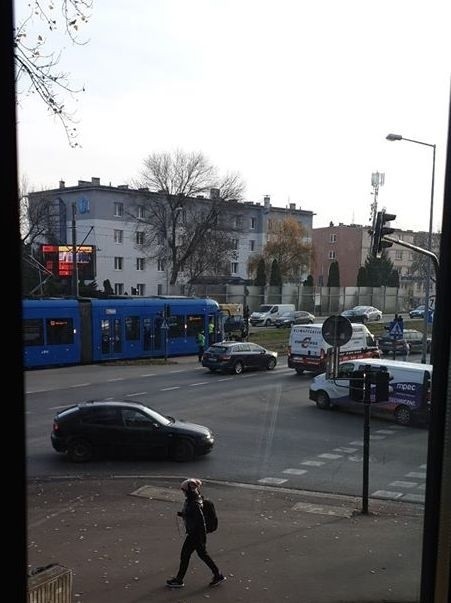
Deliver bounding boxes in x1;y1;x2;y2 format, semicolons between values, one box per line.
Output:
71;202;79;297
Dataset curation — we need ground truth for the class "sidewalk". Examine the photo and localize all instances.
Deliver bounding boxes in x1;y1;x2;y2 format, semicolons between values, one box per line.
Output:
27;476;424;602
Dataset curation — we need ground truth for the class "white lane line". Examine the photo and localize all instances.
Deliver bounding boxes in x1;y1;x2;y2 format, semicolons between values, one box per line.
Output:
141;373;156;377
371;490;404;499
242;373;259;378
189;382;209;387
168;370;185;374
406;471;426;479
282;468;308;475
107;378;124;382
125;392;147;397
258;477;288;485
217;378;233;382
374;429;396;435
69;383;91;388
318;453;343;460
369;435;387;440
349;440;364;446
301;460;325;467
389;481;418;488
26;389;51;394
333;447;358;453
160;386;180;391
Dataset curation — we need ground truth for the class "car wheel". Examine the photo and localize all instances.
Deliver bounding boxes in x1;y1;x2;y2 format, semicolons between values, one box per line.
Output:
233;361;244;375
66;438;93;463
209;367;217;372
295;368;304;375
394;405;412;426
316;391;331;410
265;319;272;327
172;439;195;462
266;357;276;370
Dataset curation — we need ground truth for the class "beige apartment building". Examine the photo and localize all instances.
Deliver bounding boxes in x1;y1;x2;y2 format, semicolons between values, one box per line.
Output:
311;223;437;306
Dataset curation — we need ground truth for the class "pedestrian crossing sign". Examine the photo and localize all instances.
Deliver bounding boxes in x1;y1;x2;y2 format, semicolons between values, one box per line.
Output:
389;321;403;339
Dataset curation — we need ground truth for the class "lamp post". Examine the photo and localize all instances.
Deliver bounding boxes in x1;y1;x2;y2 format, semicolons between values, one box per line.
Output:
386;133;436;364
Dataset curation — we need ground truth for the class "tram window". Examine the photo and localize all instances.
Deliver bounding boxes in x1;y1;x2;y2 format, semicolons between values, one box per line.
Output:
125;316;140;341
23;319;44;346
168;315;184;337
187;314;204;336
46;318;74;345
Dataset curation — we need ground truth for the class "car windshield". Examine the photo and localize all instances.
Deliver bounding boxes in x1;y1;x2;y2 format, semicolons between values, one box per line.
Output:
141;405;172;426
258;305;273;312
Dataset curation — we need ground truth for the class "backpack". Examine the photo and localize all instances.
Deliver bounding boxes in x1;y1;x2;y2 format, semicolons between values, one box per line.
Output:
202;498;218;533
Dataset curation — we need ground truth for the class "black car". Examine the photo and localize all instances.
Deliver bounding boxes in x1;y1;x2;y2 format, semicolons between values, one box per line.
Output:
274;310;315;328
51;400;215;463
201;341;278;374
378;329;431;356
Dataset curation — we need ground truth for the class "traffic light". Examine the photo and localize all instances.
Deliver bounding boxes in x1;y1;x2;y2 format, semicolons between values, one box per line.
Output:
374;370;390;402
349;370;365;401
370;209;397;258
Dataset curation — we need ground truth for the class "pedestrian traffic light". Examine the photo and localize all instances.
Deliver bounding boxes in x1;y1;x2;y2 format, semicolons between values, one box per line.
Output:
370;209;397;258
374;370;390;402
349;370;365;402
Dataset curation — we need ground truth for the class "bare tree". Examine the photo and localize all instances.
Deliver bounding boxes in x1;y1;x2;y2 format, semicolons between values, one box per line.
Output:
131;150;246;285
15;0;92;147
20;178;61;246
248;217;311;283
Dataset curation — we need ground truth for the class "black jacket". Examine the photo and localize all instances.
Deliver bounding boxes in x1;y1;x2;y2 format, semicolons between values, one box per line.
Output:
179;491;206;540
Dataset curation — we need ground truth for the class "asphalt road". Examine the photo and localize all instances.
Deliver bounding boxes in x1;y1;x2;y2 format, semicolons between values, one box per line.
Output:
26;358;428;504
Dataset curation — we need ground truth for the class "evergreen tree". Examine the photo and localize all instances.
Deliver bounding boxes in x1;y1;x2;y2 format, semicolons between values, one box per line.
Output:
254;258;267;286
364;252;397;287
356;266;368;287
327;261;340;287
303;274;314;286
269;259;282;285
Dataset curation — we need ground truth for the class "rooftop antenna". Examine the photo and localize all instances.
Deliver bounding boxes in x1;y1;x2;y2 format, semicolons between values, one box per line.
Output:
370;172;385;230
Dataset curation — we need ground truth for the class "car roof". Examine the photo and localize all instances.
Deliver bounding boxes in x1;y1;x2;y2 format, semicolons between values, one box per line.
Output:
78;399;148;410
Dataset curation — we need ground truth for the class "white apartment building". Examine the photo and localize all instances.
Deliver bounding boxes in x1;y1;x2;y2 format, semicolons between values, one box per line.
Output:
29;178;314;296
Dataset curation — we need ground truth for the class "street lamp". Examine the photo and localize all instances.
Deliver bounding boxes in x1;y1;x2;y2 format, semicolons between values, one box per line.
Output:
386;133;436;364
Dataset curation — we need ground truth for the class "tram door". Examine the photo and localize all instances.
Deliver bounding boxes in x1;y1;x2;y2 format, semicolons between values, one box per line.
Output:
143;316;163;354
100;318;122;356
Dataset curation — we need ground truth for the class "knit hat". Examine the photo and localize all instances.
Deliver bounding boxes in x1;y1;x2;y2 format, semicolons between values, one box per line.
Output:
181;478;202;492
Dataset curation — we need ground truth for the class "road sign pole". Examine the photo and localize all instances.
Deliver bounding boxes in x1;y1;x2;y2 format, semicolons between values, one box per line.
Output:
361;370;372;515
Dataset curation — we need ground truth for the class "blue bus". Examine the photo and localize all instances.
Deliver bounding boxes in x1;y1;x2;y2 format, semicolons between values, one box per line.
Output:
23;296;222;369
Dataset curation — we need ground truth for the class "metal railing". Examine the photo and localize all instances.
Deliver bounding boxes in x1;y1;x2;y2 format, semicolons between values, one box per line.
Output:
28;564;72;603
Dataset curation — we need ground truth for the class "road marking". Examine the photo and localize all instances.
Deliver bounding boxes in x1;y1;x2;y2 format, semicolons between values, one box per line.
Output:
258;477;288;485
160;386;180;391
292;502;354;518
333;447;358;453
301;460;325;467
107;378;124;382
371;490;404;499
168;369;185;374
406;471;426;479
389;480;417;488
369;435;387;440
374;429;396;435
69;383;91;388
318;453;343;460
141;373;156;377
189;382;209;387
403;493;425;503
217;378;233;382
282;468;308;475
349;440;364;446
125;392;147;397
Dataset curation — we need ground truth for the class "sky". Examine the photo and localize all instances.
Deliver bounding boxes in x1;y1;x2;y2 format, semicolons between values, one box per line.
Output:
15;0;451;233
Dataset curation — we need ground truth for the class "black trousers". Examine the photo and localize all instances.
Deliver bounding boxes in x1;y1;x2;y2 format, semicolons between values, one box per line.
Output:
176;534;219;580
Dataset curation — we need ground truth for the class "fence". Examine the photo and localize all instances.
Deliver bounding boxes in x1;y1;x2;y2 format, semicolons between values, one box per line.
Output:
186;283;412;315
28;564;72;603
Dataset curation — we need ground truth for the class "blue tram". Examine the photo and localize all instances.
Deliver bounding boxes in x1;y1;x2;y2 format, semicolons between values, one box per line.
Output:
23;296;222;369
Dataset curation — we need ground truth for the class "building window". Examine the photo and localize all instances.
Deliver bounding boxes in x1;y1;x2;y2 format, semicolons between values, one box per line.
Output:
328;250;336;260
136;231;144;245
395;250;403;260
249;240;255;251
157;259;165;272
136;283;145;296
232;238;239;250
250;217;256;229
114;202;124;217
329;234;337;243
137;205;144;219
234;216;242;228
157;284;163;295
114;229;123;244
114;257;124;270
114;283;124;295
231;262;239;274
136;257;145;271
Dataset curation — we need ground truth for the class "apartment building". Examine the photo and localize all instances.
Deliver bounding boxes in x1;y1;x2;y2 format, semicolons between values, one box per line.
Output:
28;178;313;296
312;222;438;303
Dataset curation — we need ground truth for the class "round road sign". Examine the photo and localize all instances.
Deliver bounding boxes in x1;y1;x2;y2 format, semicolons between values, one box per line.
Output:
321;315;353;347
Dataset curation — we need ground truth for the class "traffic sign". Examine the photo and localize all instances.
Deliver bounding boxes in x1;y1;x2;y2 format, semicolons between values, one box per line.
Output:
388;320;403;339
322;315;353;347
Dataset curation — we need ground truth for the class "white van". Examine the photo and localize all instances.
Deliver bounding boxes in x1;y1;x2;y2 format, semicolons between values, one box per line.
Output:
309;358;432;426
288;322;379;374
250;304;295;327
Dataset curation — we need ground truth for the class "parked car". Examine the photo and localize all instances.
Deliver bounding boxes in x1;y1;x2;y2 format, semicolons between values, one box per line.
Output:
223;314;248;340
51;400;215;463
408;305;434;319
201;341;278;374
341;305;383;323
274;310;315;328
378;329;431;355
